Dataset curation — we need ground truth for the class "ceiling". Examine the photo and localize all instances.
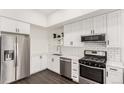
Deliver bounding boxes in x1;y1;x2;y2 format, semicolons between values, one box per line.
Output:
34;9;59;15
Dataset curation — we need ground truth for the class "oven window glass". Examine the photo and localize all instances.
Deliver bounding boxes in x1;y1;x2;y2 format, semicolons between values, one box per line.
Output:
80;65;104;84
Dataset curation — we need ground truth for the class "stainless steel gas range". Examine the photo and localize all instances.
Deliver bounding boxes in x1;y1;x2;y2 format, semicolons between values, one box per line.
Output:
79;50;107;84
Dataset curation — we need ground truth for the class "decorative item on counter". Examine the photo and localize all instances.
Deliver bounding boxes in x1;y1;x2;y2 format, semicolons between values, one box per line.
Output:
53;33;57;38
57;35;61;38
61;32;64;37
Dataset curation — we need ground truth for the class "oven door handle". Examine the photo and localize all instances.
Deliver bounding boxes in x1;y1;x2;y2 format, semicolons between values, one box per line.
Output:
80;63;105;70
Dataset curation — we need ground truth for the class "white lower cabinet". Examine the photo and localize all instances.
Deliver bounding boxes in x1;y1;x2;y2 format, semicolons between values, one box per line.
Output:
47;55;60;74
106;66;123;84
30;55;47;74
71;59;79;82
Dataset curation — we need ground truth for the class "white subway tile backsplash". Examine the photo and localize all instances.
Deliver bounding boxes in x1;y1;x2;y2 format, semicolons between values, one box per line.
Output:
61;42;106;57
107;47;121;62
49;42;121;64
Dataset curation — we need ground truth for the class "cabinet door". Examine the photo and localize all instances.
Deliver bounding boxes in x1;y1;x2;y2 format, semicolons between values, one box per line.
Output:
47;55;54;71
53;56;60;74
64;24;73;46
0;17;17;33
93;14;107;34
17;21;30;34
82;18;93;35
30;55;42;74
107;10;121;47
41;55;47;70
71;21;83;47
106;66;123;84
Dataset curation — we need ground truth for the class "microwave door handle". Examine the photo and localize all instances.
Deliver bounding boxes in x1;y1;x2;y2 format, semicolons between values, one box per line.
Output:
80;63;105;70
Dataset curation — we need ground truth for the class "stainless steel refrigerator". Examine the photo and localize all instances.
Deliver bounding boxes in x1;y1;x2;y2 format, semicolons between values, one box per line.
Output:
0;32;30;84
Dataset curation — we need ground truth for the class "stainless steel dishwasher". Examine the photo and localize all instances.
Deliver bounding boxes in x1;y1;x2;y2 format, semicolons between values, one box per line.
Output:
60;57;71;79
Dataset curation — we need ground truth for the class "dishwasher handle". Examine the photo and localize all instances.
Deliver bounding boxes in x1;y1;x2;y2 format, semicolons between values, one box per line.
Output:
60;58;71;62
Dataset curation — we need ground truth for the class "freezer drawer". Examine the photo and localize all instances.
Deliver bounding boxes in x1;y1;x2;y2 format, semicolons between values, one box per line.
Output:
1;61;16;83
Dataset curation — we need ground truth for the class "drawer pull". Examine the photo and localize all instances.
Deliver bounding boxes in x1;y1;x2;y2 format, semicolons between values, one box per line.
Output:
73;62;77;64
73;76;77;78
73;69;77;71
110;68;118;71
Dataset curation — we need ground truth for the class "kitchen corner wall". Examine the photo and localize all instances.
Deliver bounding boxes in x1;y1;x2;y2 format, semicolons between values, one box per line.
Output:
30;25;48;56
30;25;48;74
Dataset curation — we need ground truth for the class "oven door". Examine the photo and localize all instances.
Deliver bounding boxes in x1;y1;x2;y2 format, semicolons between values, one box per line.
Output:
79;64;105;84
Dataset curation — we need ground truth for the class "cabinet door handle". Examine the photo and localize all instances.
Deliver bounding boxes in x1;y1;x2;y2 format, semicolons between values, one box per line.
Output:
107;40;109;45
40;56;42;59
106;71;108;77
16;28;18;32
73;62;77;64
70;41;73;46
93;30;94;34
110;68;118;71
73;69;77;71
52;58;54;62
18;28;19;32
73;76;77;78
91;30;92;34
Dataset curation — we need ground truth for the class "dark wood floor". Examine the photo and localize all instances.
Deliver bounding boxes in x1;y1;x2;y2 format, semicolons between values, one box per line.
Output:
13;69;76;84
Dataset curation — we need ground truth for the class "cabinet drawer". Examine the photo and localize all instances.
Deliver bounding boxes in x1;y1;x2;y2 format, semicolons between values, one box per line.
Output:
72;75;78;79
72;61;78;64
72;73;79;82
72;62;79;68
108;67;123;73
72;70;79;76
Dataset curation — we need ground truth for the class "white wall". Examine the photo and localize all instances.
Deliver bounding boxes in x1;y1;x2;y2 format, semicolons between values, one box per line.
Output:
30;25;48;56
0;9;47;27
0;9;99;27
30;25;48;74
47;9;98;26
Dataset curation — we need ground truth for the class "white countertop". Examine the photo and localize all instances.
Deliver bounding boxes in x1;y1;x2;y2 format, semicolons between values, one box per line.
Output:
48;52;82;60
107;61;124;68
60;55;82;60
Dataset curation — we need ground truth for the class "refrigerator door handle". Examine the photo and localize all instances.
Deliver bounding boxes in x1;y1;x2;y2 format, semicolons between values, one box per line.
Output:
16;36;18;67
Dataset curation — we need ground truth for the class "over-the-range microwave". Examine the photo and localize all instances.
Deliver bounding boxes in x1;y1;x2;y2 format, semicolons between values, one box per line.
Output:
81;34;106;42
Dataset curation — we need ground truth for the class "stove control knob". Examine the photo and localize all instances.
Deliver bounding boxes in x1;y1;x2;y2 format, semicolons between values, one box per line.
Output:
98;65;101;68
94;64;97;67
89;63;91;65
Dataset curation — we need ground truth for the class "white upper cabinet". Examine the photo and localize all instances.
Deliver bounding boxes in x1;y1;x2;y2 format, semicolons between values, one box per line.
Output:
64;23;73;46
82;18;93;35
64;21;83;47
16;21;30;34
0;17;30;34
64;14;107;47
0;17;17;33
71;21;83;47
107;10;121;47
82;14;107;35
93;14;107;34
